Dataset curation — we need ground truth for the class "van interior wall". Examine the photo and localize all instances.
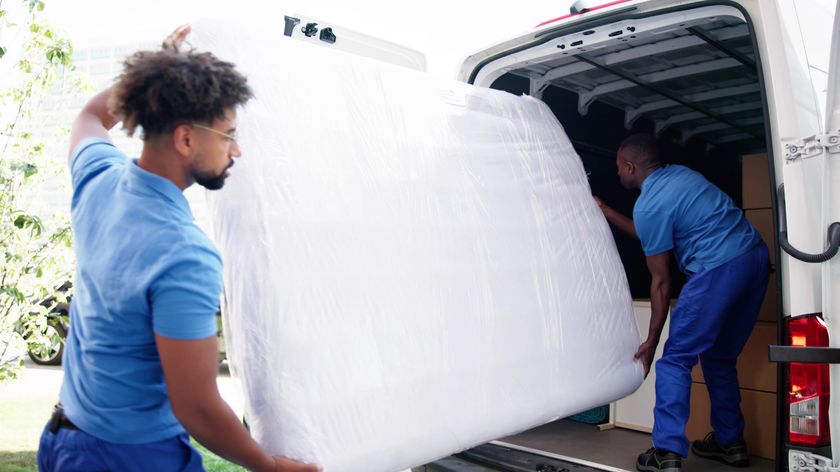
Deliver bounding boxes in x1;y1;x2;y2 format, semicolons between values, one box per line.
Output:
491;73;752;299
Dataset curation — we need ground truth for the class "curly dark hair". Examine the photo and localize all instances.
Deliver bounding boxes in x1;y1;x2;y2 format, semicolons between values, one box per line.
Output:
108;48;253;139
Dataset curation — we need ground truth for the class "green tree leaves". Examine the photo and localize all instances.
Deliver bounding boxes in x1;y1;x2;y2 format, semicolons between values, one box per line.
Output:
0;0;80;382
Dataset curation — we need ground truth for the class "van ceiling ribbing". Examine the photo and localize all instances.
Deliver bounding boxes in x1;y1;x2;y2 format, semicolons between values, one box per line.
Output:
515;16;765;148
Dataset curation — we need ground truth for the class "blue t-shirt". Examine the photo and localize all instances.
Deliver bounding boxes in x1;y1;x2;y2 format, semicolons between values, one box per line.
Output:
633;164;761;274
60;138;221;444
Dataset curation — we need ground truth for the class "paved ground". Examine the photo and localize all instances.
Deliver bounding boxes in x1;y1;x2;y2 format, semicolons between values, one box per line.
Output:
8;357;245;406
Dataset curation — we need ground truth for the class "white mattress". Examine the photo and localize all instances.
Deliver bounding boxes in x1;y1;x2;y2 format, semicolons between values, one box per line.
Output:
194;20;643;472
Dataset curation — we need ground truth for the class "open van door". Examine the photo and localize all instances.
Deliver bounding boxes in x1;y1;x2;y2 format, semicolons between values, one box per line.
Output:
281;14;426;72
770;1;840;469
197;13;425;383
824;1;840;466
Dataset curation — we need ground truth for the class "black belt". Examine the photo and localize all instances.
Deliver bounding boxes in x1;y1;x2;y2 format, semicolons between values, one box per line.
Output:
48;404;80;433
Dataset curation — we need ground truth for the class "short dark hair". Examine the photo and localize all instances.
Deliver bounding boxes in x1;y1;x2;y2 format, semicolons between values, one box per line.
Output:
619;133;661;167
109;48;253;139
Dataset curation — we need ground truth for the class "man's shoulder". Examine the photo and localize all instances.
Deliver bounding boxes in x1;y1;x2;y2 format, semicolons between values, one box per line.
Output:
648;165;707;193
635;166;691;214
658;164;699;180
156;222;220;260
70;138;128;202
70;138;126;174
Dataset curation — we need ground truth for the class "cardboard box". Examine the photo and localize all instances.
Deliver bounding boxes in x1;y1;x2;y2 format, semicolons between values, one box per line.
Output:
686;383;777;460
742;153;772;209
691;321;778;392
746;209;776;266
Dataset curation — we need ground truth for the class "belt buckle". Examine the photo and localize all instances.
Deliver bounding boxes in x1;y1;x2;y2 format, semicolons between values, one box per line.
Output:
48;404;63;433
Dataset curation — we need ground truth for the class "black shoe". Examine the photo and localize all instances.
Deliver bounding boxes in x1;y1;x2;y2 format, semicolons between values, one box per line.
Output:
691;432;750;467
636;447;682;472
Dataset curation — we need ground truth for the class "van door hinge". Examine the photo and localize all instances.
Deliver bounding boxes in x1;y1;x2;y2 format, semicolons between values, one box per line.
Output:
790;451;840;472
785;131;840;161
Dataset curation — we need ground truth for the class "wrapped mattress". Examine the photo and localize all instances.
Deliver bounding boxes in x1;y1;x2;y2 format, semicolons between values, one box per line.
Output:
194;20;643;472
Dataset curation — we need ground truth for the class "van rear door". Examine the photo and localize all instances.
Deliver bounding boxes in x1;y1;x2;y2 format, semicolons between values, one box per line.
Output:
823;0;840;465
281;14;426;72
771;0;840;468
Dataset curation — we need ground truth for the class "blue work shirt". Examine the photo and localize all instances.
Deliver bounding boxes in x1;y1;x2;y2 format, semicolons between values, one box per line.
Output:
60;138;221;444
633;164;761;274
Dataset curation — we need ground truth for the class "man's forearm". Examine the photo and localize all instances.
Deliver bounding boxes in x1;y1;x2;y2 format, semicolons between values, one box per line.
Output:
78;87;119;130
647;276;671;344
68;87;119;162
157;334;281;472
603;206;638;239
179;396;275;472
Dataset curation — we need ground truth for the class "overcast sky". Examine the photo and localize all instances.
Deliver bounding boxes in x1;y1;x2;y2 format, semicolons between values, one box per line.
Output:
42;0;576;78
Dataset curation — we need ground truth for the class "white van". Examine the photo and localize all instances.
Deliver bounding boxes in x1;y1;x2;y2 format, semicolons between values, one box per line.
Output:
281;3;840;470
453;1;840;471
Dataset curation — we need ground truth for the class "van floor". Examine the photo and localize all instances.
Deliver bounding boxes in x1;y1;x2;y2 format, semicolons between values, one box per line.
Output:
501;419;775;472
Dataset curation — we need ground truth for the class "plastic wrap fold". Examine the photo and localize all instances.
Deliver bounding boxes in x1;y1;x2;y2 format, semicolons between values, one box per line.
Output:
193;20;643;472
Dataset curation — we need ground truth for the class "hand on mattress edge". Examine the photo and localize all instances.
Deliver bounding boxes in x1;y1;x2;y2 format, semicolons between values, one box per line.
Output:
594;195;639;239
634;338;657;378
271;456;323;472
162;24;191;51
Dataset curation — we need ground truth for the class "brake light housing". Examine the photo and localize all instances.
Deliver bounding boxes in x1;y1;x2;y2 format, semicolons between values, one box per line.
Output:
787;314;831;447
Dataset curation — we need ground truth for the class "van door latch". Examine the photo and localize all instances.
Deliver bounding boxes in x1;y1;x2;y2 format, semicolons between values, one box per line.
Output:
785;131;840;161
319;27;336;44
789;450;840;472
301;22;319;38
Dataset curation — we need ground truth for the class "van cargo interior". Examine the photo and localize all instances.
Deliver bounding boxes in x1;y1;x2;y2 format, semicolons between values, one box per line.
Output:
444;6;779;472
487;8;769;298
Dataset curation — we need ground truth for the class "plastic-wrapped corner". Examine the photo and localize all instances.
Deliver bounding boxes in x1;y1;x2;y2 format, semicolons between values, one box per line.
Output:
193;20;643;472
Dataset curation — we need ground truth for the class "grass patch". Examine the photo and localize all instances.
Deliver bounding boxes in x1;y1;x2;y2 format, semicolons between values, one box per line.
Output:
192;440;248;472
0;440;244;472
0;367;245;471
0;451;36;472
0;397;53;452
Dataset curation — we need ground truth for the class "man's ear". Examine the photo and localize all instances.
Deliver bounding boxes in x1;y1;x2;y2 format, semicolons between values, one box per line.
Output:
172;123;196;159
626;160;636;175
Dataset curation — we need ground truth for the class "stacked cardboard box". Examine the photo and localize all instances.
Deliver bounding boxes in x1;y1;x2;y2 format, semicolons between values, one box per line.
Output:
686;153;778;460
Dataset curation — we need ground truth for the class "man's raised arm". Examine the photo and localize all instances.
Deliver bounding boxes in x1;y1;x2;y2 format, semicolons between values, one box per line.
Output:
67;87;117;163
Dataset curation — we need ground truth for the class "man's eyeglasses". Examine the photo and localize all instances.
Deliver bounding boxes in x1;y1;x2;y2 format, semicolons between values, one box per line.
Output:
192;123;239;148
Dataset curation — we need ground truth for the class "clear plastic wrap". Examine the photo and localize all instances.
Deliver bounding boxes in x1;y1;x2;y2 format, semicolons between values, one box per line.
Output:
194;20;643;472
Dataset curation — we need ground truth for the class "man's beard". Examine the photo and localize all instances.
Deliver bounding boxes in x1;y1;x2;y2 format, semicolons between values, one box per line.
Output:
193;162;232;190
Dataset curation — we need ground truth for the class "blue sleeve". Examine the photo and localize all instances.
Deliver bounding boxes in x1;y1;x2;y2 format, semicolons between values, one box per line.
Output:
70;138;126;193
634;210;674;256
150;244;222;340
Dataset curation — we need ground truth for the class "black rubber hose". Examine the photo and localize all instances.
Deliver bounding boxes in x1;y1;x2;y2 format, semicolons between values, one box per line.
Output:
780;222;840;263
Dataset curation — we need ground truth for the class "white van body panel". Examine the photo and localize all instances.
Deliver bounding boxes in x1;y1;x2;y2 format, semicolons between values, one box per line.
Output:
459;0;839;465
755;0;823;318
791;0;836;130
822;0;840;465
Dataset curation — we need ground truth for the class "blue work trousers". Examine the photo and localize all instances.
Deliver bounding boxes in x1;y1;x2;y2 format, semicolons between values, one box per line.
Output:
652;242;770;456
37;422;205;471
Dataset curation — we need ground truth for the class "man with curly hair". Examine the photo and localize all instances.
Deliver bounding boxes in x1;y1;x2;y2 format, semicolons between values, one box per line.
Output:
37;26;320;472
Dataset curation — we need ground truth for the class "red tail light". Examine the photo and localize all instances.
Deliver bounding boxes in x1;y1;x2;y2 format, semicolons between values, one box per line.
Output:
787;314;830;447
